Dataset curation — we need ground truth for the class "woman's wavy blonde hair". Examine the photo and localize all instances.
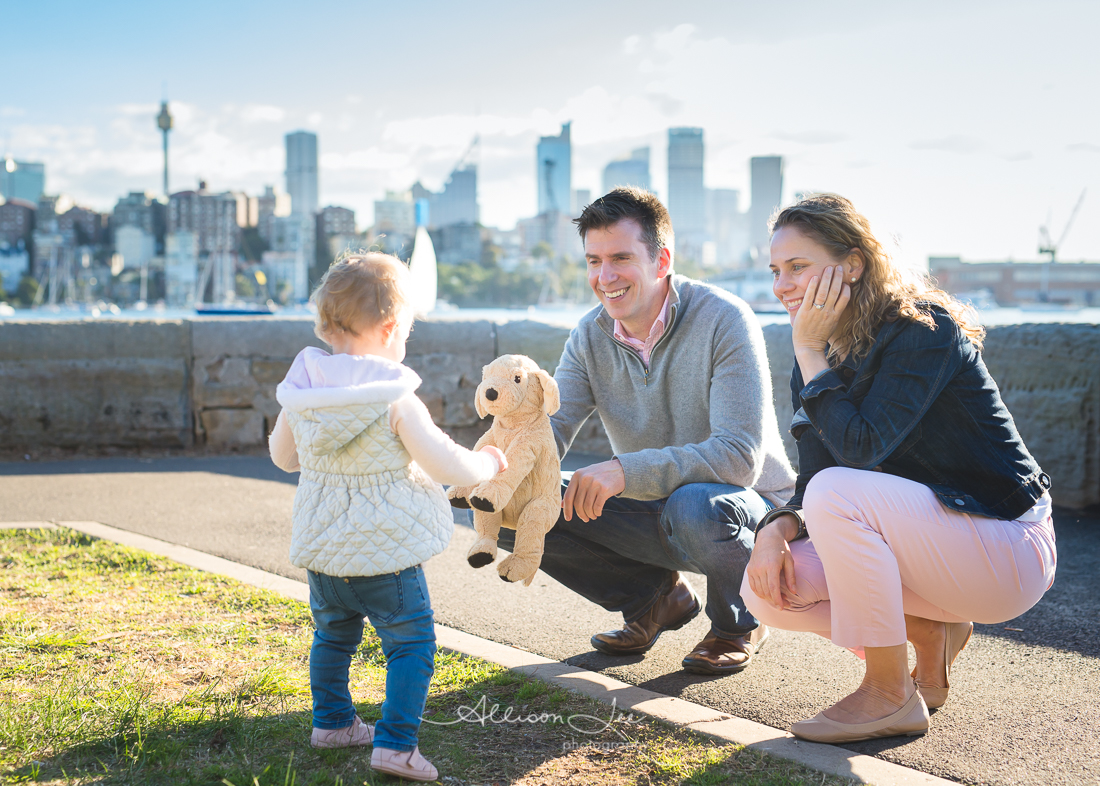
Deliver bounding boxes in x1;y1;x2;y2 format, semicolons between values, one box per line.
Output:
771;193;984;361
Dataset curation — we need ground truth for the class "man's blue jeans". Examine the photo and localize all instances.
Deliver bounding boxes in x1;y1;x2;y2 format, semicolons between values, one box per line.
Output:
495;479;770;639
307;566;435;751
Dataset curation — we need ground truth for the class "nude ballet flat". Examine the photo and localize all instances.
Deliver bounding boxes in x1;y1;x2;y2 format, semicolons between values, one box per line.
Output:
790;684;929;744
916;621;973;709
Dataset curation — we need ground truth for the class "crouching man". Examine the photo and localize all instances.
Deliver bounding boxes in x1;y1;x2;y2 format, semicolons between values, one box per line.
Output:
497;187;796;674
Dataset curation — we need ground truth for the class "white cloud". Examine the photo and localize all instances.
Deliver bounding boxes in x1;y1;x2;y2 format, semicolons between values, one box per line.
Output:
654;24;698;55
240;104;286;123
321;148;409;171
910;135;984;154
771;131;848;145
116;103;158;116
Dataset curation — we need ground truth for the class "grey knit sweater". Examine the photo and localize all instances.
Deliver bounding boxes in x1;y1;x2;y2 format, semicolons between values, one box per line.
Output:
551;275;796;506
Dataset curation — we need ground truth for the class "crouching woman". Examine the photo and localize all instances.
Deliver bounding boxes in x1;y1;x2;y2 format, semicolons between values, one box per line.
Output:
744;194;1056;743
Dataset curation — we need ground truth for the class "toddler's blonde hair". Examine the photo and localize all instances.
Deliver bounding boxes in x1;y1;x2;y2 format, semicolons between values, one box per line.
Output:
311;252;412;341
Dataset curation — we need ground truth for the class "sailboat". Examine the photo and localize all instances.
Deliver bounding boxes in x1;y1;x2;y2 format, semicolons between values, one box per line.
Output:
408;203;438;317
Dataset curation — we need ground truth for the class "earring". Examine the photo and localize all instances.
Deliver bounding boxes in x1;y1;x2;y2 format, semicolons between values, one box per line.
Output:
851;277;857;283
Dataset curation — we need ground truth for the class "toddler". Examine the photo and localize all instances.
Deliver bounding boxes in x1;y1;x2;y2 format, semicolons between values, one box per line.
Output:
269;252;505;782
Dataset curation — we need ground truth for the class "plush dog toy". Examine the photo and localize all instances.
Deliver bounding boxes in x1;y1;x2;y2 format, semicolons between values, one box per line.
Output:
447;354;561;586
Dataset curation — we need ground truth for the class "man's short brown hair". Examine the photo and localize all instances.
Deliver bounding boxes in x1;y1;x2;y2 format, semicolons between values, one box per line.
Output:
573;186;674;261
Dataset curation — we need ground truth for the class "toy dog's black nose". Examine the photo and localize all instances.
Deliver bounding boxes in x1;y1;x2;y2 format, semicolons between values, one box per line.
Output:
485;388;498;401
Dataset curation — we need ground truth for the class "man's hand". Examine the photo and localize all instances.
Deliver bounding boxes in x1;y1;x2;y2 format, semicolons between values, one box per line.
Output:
562;459;625;522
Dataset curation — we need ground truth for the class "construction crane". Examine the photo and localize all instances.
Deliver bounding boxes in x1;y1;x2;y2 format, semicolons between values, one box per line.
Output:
452;134;480;173
1038;189;1087;263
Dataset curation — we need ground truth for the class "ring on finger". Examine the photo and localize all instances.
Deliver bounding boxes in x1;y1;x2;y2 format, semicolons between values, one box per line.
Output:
813;302;826;310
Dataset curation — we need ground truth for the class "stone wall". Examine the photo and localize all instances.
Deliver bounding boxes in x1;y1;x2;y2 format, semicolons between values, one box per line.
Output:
0;320;193;447
0;316;1096;509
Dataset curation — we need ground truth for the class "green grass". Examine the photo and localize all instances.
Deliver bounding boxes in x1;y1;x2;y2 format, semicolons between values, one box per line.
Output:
0;528;857;785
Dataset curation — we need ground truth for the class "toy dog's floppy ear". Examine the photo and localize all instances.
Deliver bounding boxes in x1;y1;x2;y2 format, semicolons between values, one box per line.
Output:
534;369;560;416
475;365;490;419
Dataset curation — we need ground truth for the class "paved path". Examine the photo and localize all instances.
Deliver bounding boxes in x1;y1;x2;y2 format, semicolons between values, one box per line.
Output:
2;455;1097;785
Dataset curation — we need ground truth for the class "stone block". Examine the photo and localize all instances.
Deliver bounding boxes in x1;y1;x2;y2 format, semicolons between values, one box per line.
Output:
200;408;266;447
190;317;321;361
0;319;190;362
762;324;798;468
194;356;258;408
0;358;190;447
0;320;192;448
496;320;573;374
411;319;496;362
252;359;293;385
982;324;1100;509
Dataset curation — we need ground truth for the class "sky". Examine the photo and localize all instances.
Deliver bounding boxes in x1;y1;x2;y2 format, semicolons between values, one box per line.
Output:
3;0;1099;268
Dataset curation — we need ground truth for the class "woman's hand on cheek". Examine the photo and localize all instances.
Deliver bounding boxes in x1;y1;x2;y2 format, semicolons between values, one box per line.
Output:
792;265;850;355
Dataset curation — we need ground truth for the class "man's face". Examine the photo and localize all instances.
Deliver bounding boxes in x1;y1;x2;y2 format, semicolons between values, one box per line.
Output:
584;219;671;333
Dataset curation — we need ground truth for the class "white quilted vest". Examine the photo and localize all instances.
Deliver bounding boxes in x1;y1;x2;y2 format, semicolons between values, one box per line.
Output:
276;349;454;577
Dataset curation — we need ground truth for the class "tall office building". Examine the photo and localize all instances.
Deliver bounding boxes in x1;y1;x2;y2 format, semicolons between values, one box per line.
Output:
373;190;416;238
412;164;478;229
113;192;157;235
168;185;241;255
708;188;749;267
749;156;784;262
165;231;199;306
0;199;36;246
285;131;319;216
436;165;478;226
602;147;651;195
252;185;291;246
316;205;357;265
667;128;706;238
0;159;46;203
537;122;571;215
114;225;156;271
571;189;591;216
264;214;315;301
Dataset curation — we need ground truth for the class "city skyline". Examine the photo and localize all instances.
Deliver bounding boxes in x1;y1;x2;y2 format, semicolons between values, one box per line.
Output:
2;0;1098;270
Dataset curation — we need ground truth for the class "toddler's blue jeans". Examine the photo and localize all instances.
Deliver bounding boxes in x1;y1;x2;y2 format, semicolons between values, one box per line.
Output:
307;566;435;752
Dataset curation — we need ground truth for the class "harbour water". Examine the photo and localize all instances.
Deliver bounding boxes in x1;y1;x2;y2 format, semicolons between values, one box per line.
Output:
2;301;1099;327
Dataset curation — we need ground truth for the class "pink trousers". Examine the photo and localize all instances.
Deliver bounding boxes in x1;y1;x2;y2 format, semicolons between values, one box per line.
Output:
742;468;1057;650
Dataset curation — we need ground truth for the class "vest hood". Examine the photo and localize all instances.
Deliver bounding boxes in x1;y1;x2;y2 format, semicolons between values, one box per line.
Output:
276;348;422;456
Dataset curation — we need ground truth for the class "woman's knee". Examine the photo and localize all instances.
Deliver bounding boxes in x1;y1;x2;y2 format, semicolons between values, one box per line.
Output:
803;467;870;539
741;574;792;628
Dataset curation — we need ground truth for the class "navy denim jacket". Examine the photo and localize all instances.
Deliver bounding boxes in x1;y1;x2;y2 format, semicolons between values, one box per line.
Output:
788;305;1051;520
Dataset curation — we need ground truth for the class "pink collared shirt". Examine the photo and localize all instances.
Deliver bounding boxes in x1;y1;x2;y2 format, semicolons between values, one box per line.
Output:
613;292;671;367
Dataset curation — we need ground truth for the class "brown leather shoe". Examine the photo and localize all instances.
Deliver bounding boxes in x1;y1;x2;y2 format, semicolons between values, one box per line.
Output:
681;625;770;675
590;573;701;655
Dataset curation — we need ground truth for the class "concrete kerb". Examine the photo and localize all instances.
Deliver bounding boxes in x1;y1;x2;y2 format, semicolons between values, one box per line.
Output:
4;519;957;786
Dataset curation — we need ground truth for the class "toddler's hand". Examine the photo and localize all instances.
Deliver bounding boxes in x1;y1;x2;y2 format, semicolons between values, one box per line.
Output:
479;446;508;474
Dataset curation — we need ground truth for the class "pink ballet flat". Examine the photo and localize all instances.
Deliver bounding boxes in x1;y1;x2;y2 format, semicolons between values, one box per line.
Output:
310;715;375;749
